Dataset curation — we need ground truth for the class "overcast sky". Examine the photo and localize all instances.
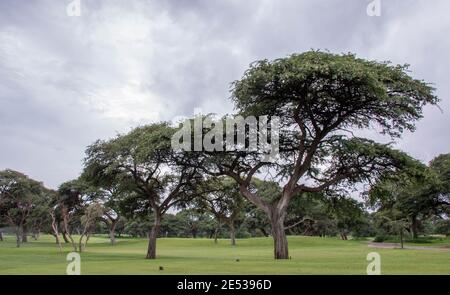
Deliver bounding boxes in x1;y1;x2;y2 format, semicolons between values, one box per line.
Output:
0;0;449;189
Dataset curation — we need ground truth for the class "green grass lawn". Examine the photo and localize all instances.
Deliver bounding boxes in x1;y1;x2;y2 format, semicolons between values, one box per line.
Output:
0;235;449;275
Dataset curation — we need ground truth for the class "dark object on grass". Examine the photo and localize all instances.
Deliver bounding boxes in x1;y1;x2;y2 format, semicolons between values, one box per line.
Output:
159;266;164;271
236;259;240;262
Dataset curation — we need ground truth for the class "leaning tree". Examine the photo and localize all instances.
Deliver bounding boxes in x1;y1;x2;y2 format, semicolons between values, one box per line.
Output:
194;51;438;259
56;179;92;251
83;123;204;259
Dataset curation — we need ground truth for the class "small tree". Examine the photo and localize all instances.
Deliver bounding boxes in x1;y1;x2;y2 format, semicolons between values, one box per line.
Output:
368;156;445;239
0;170;50;248
325;196;365;240
198;177;244;245
376;209;409;248
56;179;92;252
78;202;104;252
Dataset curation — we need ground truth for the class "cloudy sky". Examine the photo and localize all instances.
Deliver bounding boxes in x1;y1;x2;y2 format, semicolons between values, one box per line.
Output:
0;0;449;189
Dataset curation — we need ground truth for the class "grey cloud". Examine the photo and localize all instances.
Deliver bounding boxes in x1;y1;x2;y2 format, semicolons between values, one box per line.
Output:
0;0;449;188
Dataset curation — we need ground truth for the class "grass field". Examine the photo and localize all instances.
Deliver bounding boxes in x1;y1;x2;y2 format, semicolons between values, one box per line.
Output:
0;235;449;275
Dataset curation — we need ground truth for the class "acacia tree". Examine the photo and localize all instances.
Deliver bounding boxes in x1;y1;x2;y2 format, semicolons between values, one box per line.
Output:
374;208;410;248
198;177;244;245
195;51;437;259
0;170;50;247
81;180;124;245
56;179;90;251
368;155;447;238
83;123;204;259
102;205;121;246
78;202;104;252
325;196;365;240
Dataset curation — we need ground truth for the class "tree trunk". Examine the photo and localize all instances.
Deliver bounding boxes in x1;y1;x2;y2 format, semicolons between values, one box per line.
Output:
410;215;418;239
22;226;28;243
78;235;85;253
0;231;3;241
109;220;117;245
62;231;70;243
146;213;162;259
229;221;236;246
50;212;62;252
269;208;289;259
214;225;220;244
15;227;22;248
400;229;404;249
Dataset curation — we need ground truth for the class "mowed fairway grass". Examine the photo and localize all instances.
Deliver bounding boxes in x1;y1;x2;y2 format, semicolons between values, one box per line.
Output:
1;235;449;275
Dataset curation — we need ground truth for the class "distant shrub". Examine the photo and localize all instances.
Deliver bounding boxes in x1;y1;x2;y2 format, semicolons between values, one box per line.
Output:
373;235;387;243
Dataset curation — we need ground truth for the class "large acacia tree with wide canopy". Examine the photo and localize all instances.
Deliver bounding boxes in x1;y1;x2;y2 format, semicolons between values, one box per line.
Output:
195;51;438;259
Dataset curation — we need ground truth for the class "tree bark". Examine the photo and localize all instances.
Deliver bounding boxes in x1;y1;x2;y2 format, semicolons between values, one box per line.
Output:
62;231;70;243
269;207;289;259
410;215;418;239
0;231;3;241
62;213;77;252
50;211;62;252
340;231;348;240
109;220;118;245
15;226;22;248
146;213;162;259
78;235;85;253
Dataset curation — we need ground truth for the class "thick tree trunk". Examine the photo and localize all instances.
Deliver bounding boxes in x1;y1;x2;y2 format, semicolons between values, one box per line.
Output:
146;214;161;259
229;221;236;246
0;231;3;241
109;220;117;245
410;216;418;239
269;208;289;259
239;185;289;259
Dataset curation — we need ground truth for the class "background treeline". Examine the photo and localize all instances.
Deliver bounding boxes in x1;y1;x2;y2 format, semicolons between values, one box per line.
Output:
1;152;448;247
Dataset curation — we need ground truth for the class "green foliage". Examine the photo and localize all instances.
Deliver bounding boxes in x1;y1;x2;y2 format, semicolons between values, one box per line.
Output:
232;51;437;137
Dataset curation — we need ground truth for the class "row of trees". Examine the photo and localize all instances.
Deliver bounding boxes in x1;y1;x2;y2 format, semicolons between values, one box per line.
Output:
1;167;447;246
1;51;448;259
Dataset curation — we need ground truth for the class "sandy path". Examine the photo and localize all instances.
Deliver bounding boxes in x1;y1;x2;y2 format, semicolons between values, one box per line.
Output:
367;242;450;251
